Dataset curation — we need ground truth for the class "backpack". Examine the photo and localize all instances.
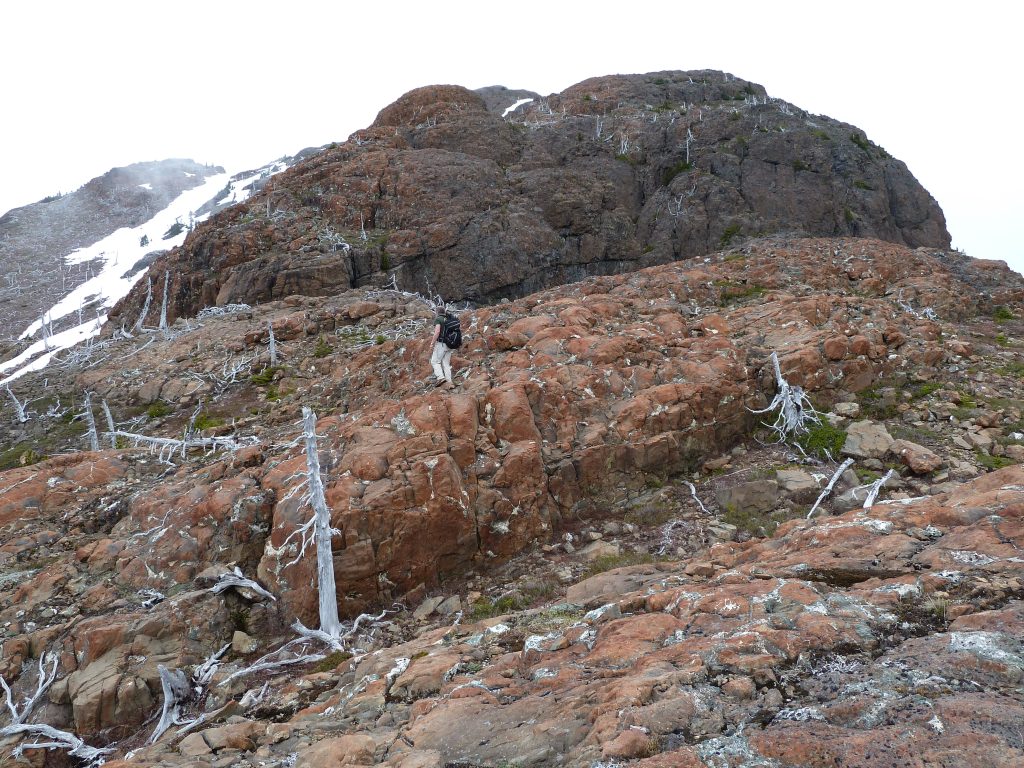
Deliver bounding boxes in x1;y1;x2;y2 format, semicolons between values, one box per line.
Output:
441;313;462;349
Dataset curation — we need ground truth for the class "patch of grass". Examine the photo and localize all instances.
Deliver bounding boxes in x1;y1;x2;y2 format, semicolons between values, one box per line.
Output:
795;421;847;461
250;365;281;386
995;333;1010;347
380;252;391;271
146;400;172;419
853;179;873;190
193;412;225;431
662;160;693;186
715;279;765;306
719;223;742;247
976;452;1014;471
584;551;659;578
811;129;831;141
910;381;941;400
313;650;353;672
313;336;333;358
850;132;871;152
792;159;809;172
844;207;856;224
996;361;1024;378
623;502;674;528
721;504;791;539
993;305;1015;322
0;445;47;472
615;153;639;166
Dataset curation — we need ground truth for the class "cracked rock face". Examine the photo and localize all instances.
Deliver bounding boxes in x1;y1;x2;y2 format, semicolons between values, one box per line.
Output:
1;234;1022;765
110;70;950;326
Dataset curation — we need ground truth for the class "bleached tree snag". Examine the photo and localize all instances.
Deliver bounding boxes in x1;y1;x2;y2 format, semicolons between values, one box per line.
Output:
857;468;896;508
750;352;821;442
268;321;278;366
0;723;113;765
101;399;117;448
807;458;855;519
149;665;192;744
302;406;342;638
209;566;277;602
4;385;29;424
159;270;170;338
82;392;100;452
133;276;153;332
106;430;258;464
0;651;58;725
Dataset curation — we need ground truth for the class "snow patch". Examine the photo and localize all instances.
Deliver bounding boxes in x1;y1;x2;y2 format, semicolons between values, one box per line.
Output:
138;183;153;190
502;98;533;117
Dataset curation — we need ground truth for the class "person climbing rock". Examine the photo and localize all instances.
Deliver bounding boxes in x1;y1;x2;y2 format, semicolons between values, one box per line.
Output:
429;308;461;389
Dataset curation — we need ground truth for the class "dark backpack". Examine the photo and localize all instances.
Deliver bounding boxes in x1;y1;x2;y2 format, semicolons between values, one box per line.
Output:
441;313;462;349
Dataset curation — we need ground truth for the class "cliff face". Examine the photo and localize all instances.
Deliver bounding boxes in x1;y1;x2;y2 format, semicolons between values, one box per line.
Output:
0;159;223;347
109;71;950;325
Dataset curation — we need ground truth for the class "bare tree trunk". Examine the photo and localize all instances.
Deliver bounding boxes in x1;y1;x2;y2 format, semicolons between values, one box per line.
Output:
268;322;278;366
159;270;170;338
101;399;117;448
83;392;100;452
302;407;341;637
134;276;153;332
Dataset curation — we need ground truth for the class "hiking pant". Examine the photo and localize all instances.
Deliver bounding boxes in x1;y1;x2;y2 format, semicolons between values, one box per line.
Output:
431;342;453;384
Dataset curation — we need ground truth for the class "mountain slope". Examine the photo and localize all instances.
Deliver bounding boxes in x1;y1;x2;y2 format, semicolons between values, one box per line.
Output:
0;160;223;346
0;236;1021;767
110;70;950;326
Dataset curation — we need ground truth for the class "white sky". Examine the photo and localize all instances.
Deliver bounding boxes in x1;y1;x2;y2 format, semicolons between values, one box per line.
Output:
2;1;1020;274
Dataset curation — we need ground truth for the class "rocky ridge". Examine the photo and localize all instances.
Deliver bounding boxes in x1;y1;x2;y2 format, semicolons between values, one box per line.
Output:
0;236;1022;766
109;70;950;326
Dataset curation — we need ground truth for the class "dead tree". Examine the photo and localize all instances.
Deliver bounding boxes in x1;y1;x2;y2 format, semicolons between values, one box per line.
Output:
268;321;279;366
750;352;821;442
82;392;100;451
101;399;117;448
158;270;171;338
807;458;855;519
133;276;153;332
4;385;29;423
1;652;58;724
0;723;113;765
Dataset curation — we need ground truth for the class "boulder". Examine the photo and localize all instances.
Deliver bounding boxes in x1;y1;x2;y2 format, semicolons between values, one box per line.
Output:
889;439;943;474
715;480;779;514
842;420;895;459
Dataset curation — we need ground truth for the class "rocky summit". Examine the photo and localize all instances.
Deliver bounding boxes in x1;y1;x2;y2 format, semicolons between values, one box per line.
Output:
109;70;948;325
0;72;1022;768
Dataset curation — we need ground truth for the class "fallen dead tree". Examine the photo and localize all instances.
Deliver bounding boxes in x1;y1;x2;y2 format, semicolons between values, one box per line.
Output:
0;652;112;765
106;429;259;464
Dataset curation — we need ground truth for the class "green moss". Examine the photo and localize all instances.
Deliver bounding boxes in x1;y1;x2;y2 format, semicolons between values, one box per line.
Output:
844;207;856;224
995;333;1010;347
795;421;847;461
146;400;172;419
380;252;391;271
910;381;941;400
250;366;280;386
0;445;47;472
584;551;659;578
375;334;387;345
853;179;874;190
313;650;353;672
811;129;831;141
313;336;333;358
792;159;809;172
721;504;792;538
719;223;742;247
994;305;1015;322
715;278;765;306
976;452;1014;471
850;132;871;152
193;412;225;431
662;160;693;186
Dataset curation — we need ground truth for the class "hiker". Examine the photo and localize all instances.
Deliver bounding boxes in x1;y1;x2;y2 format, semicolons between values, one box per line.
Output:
429;309;461;389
